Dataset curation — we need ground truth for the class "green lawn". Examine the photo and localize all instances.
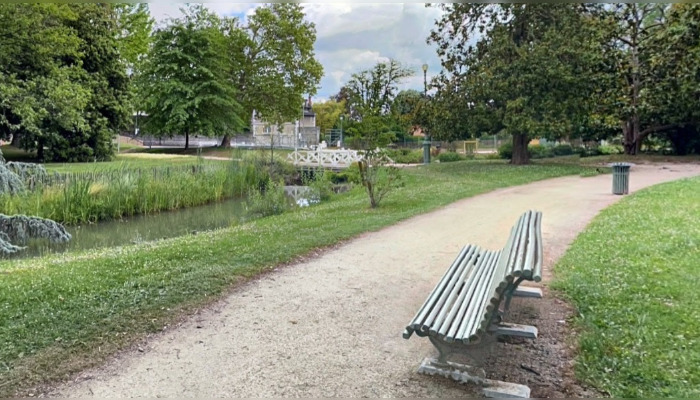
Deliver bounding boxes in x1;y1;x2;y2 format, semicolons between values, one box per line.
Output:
0;161;600;395
553;176;700;397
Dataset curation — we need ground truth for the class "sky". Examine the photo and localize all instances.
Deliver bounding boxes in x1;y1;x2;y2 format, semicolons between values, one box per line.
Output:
148;3;444;103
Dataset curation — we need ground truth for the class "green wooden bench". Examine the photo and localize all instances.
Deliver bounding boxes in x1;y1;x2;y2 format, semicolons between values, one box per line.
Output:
403;210;543;398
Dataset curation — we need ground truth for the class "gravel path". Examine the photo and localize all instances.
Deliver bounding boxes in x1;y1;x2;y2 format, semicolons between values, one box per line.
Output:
50;163;700;397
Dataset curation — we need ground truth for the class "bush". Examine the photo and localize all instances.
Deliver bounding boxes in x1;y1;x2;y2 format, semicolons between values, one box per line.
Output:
385;149;423;164
438;152;464;163
598;144;623;155
303;170;334;202
246;179;290;217
552;144;574;156
528;144;552;159
498;142;513;159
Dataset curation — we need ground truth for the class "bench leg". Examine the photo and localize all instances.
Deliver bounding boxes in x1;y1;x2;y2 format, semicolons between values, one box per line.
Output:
418;357;531;398
428;336;470;364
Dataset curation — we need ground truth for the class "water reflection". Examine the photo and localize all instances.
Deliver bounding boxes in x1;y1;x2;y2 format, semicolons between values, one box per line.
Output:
7;185;342;260
7;198;248;260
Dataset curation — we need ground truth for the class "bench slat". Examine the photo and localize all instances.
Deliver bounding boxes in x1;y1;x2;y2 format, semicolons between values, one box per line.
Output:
456;250;500;343
510;211;532;278
533;211;543;282
404;245;474;338
420;245;478;334
432;249;484;337
442;249;500;342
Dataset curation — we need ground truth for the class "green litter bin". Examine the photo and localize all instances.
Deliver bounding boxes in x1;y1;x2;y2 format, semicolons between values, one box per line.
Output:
612;162;631;195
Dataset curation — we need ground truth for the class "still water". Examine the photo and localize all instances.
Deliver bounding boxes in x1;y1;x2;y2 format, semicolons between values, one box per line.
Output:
8;197;249;260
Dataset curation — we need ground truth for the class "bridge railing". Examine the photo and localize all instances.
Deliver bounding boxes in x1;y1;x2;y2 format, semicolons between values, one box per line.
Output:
287;149;364;169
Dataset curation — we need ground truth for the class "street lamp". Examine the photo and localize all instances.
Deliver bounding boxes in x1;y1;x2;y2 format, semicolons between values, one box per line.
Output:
421;63;430;165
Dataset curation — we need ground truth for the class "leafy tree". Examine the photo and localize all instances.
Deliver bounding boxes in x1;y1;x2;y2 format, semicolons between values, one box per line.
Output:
391;89;423;137
115;3;153;74
597;4;672;155
312;99;346;136
340;59;413;121
53;3;130;162
0;5;87;155
115;3;154;124
0;4;130;162
429;4;605;164
139;5;244;150
646;4;700;154
220;4;323;147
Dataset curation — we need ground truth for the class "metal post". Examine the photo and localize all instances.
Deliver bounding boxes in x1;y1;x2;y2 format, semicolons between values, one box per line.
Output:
340;115;344;149
422;63;430;165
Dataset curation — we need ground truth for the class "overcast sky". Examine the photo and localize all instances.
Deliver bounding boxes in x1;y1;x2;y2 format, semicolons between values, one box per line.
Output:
148;3;444;103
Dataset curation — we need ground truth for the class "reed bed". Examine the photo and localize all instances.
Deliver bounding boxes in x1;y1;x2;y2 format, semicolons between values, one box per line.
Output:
0;160;271;225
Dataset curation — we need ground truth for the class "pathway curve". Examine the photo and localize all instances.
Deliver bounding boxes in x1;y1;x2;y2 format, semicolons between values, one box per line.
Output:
50;163;700;397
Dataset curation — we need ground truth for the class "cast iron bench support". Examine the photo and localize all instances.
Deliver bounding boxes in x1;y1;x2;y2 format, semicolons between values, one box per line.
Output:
403;210;543;398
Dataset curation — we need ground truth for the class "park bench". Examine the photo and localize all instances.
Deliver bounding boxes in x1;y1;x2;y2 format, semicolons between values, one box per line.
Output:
403;210;543;398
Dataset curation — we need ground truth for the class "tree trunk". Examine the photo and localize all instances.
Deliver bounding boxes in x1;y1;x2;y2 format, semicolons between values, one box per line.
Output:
36;138;44;162
185;132;189;150
219;134;231;148
622;117;640;155
10;132;21;147
511;133;530;165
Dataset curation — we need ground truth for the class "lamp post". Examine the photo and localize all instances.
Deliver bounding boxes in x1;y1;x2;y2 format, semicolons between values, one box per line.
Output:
422;63;430;165
339;114;344;148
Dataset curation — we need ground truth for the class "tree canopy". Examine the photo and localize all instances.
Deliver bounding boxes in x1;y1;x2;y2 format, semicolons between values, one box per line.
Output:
138;5;244;150
429;4;605;164
339;59;413;121
219;3;323;146
0;4;130;162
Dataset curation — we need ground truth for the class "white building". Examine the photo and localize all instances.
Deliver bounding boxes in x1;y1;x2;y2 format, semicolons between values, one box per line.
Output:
251;97;320;148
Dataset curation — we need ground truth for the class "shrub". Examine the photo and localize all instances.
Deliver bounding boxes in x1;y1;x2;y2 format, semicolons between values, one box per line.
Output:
246;179;290;217
598;144;623;155
528;144;552;159
552;144;574;156
438;152;464;163
385;149;423;164
303;170;334;202
357;149;402;208
498;142;513;159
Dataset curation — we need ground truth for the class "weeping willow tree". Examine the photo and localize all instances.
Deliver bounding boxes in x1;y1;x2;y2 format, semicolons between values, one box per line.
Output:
0;149;71;254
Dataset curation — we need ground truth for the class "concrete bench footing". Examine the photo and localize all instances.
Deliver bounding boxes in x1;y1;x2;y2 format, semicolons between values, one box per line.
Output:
512;286;543;298
418;357;531;398
490;323;538;339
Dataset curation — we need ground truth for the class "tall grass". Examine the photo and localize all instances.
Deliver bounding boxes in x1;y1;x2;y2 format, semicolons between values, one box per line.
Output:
0;159;271;225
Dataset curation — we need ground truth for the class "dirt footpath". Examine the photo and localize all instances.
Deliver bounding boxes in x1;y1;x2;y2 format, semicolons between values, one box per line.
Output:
49;163;700;398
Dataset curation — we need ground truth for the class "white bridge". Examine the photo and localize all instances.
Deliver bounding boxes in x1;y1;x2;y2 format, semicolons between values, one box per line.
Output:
287;148;364;170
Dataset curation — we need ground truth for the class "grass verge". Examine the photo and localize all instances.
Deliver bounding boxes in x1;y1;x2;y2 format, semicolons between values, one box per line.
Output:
552;176;700;397
0;161;599;395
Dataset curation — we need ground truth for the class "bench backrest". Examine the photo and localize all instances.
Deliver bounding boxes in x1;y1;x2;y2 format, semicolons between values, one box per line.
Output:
403;210;542;344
